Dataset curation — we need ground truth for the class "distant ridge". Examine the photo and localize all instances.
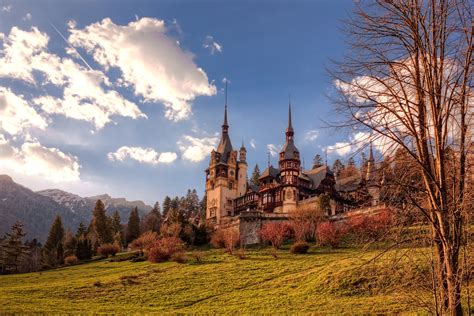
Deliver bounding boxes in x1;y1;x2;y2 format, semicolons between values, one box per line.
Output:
0;175;152;241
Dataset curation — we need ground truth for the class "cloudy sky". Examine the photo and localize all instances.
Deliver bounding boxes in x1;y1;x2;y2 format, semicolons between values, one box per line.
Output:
0;0;365;205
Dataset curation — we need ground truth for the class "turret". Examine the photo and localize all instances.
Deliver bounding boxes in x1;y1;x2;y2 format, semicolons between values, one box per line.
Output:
365;143;380;206
279;100;300;213
239;141;247;162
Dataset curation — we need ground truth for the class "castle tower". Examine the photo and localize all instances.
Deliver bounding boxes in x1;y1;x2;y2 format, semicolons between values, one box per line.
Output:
279;101;300;213
237;141;248;197
205;87;239;224
365;143;380;206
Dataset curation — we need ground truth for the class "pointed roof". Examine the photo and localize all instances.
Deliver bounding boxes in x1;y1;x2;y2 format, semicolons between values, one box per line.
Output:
286;97;294;134
280;100;299;160
216;88;233;162
368;142;374;162
259;165;280;180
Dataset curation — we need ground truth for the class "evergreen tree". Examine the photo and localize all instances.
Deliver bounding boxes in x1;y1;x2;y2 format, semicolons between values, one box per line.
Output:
141;202;162;233
162;196;172;219
44;215;65;266
63;230;77;257
0;221;28;274
251;164;261;186
126;207;140;244
313;154;323;168
185;189;200;217
75;237;92;260
111;211;123;245
92;199;113;245
76;222;87;238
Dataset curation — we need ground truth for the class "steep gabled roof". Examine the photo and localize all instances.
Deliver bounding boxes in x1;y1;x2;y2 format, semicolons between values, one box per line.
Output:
303;165;333;189
259;165;280;180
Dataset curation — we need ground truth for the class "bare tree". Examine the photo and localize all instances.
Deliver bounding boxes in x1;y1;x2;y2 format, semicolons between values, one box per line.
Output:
330;0;472;314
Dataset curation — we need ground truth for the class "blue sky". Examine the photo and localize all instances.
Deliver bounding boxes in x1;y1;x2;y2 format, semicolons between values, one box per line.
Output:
0;0;361;205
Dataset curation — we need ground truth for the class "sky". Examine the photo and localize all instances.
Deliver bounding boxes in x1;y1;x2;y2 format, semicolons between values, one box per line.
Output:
0;0;368;205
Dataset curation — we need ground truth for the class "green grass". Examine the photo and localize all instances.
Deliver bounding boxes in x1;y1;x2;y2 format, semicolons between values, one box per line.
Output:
0;246;470;314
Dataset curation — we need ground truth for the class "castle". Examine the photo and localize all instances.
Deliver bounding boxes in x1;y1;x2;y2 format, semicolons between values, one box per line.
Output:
205;98;382;242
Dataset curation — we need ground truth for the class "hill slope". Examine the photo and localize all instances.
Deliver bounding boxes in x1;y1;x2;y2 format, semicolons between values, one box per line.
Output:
0;247;456;314
0;175;152;241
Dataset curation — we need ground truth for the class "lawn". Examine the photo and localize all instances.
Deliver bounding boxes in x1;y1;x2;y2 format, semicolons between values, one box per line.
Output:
0;246;470;314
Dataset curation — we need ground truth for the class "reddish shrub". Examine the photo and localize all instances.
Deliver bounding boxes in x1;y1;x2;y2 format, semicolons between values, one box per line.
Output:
347;210;392;242
171;252;187;264
210;229;226;248
97;243;120;257
290;242;310;254
192;251;205;263
211;228;240;254
260;222;291;249
64;255;79;265
130;231;159;255
316;221;348;248
148;237;184;263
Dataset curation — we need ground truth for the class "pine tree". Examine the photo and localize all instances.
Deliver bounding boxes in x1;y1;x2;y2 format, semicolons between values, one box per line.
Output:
63;230;77;257
313;154;323;168
126;207;140;244
141;202;162;233
92;199;113;245
111;211;123;245
251;164;261;186
162;196;172;219
0;221;28;274
44;215;65;266
76;222;87;238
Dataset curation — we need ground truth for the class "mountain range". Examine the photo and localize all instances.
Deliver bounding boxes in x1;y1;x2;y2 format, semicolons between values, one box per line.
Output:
0;175;152;241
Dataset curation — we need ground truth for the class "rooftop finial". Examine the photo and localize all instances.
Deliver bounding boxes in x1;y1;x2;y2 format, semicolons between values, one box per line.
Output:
222;79;229;130
267;151;271;167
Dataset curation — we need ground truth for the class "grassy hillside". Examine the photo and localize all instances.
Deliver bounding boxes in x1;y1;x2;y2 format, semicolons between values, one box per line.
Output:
0;246;470;313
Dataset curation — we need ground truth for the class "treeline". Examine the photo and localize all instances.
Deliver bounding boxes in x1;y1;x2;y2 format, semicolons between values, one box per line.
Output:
0;189;206;274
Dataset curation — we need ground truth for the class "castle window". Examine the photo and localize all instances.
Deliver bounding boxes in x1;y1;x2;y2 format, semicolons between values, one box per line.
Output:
210;208;216;217
229;181;234;190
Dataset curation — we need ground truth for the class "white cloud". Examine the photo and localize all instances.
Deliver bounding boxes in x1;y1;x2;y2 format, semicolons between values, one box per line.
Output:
1;5;11;12
0;26;145;130
0;135;80;182
0;87;47;136
203;35;223;55
267;144;279;157
250;138;256;149
22;13;31;21
68;17;217;121
304;129;319;142
108;146;177;165
325;132;370;157
178;135;218;162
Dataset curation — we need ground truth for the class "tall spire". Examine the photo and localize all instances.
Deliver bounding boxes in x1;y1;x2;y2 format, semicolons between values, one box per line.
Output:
286;95;294;135
222;80;229;133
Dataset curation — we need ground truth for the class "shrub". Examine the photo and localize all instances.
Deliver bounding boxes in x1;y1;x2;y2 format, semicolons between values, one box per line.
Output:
171;252;187;264
211;228;240;254
148;237;184;263
210;229;226;248
192;251;204;263
130;231;159;255
316;221;348;248
64;255;79;265
291;242;310;254
235;248;247;260
347;210;393;243
260;222;291;249
291;204;326;242
97;243;120;257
